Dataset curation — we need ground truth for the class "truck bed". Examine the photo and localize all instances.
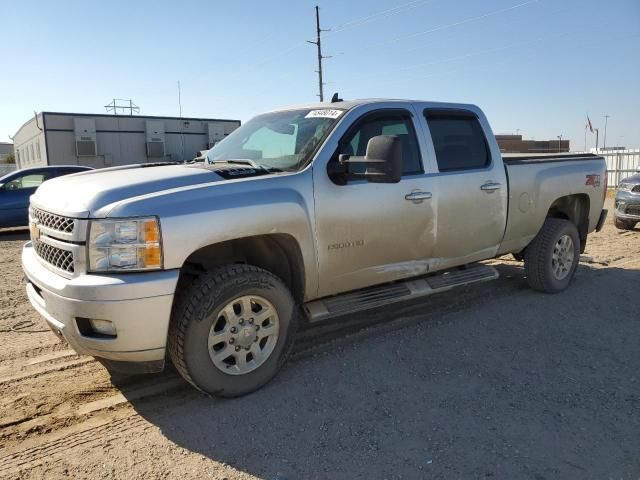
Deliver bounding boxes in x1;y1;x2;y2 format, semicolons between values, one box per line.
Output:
498;153;607;256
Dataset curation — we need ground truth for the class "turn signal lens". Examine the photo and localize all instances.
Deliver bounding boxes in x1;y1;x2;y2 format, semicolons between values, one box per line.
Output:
142;245;162;269
144;219;160;243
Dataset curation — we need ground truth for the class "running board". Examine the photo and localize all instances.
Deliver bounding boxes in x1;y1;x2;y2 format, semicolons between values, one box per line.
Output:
304;263;499;323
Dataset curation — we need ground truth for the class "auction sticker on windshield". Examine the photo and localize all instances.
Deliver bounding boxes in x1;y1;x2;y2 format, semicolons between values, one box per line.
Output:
305;109;344;119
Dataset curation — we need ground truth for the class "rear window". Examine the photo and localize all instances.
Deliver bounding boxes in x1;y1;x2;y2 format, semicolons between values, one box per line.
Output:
425;111;490;172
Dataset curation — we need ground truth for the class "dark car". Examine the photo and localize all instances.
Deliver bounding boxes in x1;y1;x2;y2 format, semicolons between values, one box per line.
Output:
0;166;92;228
614;170;640;230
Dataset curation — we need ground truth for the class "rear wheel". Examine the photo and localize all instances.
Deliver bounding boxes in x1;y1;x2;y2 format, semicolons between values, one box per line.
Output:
614;217;636;230
168;264;297;397
524;218;580;293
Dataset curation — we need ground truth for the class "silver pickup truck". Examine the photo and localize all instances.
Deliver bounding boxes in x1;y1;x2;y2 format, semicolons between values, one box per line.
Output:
22;99;608;397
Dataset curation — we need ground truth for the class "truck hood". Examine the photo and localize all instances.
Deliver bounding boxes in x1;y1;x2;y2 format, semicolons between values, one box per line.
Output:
31;163;225;217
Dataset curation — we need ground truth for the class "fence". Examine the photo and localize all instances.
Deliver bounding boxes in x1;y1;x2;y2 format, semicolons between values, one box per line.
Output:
598;149;640;187
0;164;16;178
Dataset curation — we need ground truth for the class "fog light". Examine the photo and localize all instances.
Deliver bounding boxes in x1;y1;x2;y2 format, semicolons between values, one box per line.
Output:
89;319;117;337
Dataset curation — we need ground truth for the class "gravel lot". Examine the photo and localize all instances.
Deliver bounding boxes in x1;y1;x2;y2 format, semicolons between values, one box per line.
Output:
0;198;638;480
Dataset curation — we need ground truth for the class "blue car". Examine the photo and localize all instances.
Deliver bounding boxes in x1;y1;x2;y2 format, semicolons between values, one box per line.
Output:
0;166;92;228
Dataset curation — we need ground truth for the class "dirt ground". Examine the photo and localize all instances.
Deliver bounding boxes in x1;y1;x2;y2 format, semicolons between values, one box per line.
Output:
0;198;638;480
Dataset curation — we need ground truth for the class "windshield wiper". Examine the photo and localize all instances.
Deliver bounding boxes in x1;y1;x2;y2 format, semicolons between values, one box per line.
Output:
209;159;282;173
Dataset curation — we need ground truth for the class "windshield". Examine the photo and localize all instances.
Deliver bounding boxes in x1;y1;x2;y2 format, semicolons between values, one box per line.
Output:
206;108;344;171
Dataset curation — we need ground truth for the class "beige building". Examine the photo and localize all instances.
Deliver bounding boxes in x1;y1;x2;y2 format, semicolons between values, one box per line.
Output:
496;134;570;154
13;112;240;169
0;142;13;162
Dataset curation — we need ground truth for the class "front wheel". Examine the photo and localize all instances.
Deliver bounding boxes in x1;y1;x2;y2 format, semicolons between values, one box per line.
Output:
168;265;298;397
524;218;580;293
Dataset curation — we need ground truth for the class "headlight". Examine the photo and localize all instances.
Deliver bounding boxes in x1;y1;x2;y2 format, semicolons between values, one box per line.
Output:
88;217;162;272
618;183;632;192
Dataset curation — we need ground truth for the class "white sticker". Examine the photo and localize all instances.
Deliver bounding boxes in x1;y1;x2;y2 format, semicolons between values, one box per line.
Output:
305;109;344;119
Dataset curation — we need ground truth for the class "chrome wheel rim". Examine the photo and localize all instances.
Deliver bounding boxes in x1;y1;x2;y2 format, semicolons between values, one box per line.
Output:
551;234;575;281
207;295;280;375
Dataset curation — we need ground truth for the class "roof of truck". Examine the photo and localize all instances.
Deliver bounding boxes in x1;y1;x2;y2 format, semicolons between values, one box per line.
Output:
268;98;476;113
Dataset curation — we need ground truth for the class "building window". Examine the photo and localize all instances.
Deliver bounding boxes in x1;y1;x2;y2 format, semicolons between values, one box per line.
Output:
30;144;35;162
36;141;41;159
16;150;20;164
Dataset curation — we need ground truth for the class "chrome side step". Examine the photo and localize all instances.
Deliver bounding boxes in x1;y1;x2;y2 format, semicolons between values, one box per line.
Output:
304;263;498;323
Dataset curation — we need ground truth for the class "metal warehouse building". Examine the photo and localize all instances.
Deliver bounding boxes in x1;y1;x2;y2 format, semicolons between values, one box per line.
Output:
13;112;240;169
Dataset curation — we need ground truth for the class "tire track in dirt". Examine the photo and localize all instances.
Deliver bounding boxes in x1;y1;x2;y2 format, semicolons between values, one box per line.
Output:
3;252;638;465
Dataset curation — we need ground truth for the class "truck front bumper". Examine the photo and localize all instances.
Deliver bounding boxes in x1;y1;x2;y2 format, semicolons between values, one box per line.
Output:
614;190;640;222
22;241;180;370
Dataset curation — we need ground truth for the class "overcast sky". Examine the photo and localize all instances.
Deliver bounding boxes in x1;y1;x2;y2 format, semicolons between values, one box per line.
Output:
2;0;639;150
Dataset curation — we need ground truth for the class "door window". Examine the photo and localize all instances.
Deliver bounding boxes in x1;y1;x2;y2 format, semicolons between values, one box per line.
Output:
339;112;423;175
3;173;47;190
425;111;490;172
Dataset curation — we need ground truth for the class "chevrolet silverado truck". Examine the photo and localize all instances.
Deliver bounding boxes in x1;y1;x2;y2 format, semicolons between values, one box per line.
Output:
22;99;608;397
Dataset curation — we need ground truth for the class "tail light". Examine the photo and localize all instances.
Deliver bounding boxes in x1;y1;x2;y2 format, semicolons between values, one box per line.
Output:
604;170;608;202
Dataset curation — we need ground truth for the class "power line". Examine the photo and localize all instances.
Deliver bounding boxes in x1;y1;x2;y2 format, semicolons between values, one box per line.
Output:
366;0;540;50
327;0;434;37
253;0;433;70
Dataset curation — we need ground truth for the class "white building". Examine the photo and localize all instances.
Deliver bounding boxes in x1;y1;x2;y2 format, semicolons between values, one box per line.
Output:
13;112;240;169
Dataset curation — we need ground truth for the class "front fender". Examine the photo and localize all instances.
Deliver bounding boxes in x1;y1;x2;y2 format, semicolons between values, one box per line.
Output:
105;170;319;298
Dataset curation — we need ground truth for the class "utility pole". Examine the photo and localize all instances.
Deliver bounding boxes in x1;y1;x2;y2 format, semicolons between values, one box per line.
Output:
595;128;599;151
603;115;610;150
307;6;330;101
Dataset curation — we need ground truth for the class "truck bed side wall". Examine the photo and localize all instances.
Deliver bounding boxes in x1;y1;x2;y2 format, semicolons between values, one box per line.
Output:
498;159;606;255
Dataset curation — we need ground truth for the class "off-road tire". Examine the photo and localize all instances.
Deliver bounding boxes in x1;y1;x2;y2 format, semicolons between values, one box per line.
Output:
614;217;636;230
524;218;580;293
168;264;298;397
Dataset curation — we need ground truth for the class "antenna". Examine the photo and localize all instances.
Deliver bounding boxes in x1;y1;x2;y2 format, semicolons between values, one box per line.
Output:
307;6;331;101
178;81;185;160
104;99;140;116
603;114;610;150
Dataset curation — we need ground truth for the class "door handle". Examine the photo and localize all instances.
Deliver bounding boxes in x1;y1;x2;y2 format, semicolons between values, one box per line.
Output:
405;191;433;202
480;182;502;192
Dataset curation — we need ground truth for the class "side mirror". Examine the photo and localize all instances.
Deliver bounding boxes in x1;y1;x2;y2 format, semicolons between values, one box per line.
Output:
333;135;403;184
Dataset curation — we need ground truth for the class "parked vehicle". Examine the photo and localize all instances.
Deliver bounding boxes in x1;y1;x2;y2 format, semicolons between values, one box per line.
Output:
21;99;608;397
0;166;92;228
614;172;640;230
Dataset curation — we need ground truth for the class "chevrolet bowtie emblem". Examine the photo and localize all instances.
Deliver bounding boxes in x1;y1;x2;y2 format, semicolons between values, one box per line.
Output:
29;222;41;241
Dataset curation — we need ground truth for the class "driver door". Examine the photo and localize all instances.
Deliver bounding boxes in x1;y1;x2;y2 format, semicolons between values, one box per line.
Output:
312;108;437;298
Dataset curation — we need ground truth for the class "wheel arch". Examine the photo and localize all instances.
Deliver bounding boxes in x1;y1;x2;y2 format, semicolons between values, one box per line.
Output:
177;234;306;304
546;193;590;252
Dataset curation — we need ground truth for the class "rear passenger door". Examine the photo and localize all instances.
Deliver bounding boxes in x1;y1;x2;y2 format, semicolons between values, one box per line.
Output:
422;108;507;267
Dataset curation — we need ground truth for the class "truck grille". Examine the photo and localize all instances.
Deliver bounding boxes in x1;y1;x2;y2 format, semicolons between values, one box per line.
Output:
632;185;640;193
31;208;75;234
33;239;75;273
625;205;640;216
